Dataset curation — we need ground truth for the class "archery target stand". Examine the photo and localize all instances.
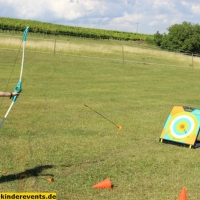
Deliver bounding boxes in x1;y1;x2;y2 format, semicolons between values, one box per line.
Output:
159;106;200;149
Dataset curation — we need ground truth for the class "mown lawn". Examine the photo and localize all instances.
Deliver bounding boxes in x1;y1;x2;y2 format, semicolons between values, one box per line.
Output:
0;37;200;199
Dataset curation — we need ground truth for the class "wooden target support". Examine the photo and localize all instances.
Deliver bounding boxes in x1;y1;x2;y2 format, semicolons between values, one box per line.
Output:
159;106;200;148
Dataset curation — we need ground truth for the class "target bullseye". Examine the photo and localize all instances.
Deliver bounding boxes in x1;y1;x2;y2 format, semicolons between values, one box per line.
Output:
169;114;195;139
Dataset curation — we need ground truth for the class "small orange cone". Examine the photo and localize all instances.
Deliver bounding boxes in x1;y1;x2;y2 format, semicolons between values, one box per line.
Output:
178;187;187;200
93;178;112;189
47;178;54;182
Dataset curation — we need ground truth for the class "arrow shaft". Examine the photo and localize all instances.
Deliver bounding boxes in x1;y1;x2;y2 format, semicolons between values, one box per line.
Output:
85;104;117;126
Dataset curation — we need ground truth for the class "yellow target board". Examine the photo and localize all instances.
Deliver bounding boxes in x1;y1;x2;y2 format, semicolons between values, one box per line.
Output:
160;106;200;148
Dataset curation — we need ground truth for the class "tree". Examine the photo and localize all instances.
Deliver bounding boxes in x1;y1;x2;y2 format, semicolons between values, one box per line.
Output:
156;21;200;53
153;31;163;46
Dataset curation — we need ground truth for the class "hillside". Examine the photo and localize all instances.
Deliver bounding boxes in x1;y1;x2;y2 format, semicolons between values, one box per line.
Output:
0;17;154;42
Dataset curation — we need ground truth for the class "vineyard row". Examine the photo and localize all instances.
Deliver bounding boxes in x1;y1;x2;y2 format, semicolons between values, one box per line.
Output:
0;17;154;42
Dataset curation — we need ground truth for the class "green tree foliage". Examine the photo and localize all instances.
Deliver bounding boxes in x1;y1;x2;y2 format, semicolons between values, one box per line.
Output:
154;22;200;53
153;31;163;46
0;17;154;43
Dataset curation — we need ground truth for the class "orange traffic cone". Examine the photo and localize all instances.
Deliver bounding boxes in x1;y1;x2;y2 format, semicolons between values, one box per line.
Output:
93;178;112;189
178;187;187;200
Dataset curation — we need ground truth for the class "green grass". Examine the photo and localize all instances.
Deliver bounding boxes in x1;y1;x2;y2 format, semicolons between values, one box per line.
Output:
1;33;199;69
1;37;200;199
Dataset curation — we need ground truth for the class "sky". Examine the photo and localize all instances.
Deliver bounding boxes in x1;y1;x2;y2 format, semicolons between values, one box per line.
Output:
0;0;200;35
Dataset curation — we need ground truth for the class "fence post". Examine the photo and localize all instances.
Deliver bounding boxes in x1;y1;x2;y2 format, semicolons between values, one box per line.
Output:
192;53;194;68
122;45;124;64
54;39;56;57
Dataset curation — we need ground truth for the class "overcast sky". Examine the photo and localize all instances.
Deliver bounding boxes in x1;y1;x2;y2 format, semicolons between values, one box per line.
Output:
0;0;200;35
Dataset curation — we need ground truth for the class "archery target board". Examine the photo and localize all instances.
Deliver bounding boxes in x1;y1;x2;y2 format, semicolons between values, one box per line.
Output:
160;106;200;146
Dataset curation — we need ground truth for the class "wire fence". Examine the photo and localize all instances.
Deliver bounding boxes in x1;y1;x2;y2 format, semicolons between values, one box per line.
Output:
0;33;200;68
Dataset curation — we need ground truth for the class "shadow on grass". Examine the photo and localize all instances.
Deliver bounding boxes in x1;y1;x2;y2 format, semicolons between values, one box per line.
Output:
0;160;106;184
0;165;54;183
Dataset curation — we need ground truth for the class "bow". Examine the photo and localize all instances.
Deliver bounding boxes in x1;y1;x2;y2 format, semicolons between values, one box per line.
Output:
0;26;29;127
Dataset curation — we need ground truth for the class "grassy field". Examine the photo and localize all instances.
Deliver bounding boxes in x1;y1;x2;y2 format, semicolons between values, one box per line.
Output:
1;33;200;68
1;35;200;199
